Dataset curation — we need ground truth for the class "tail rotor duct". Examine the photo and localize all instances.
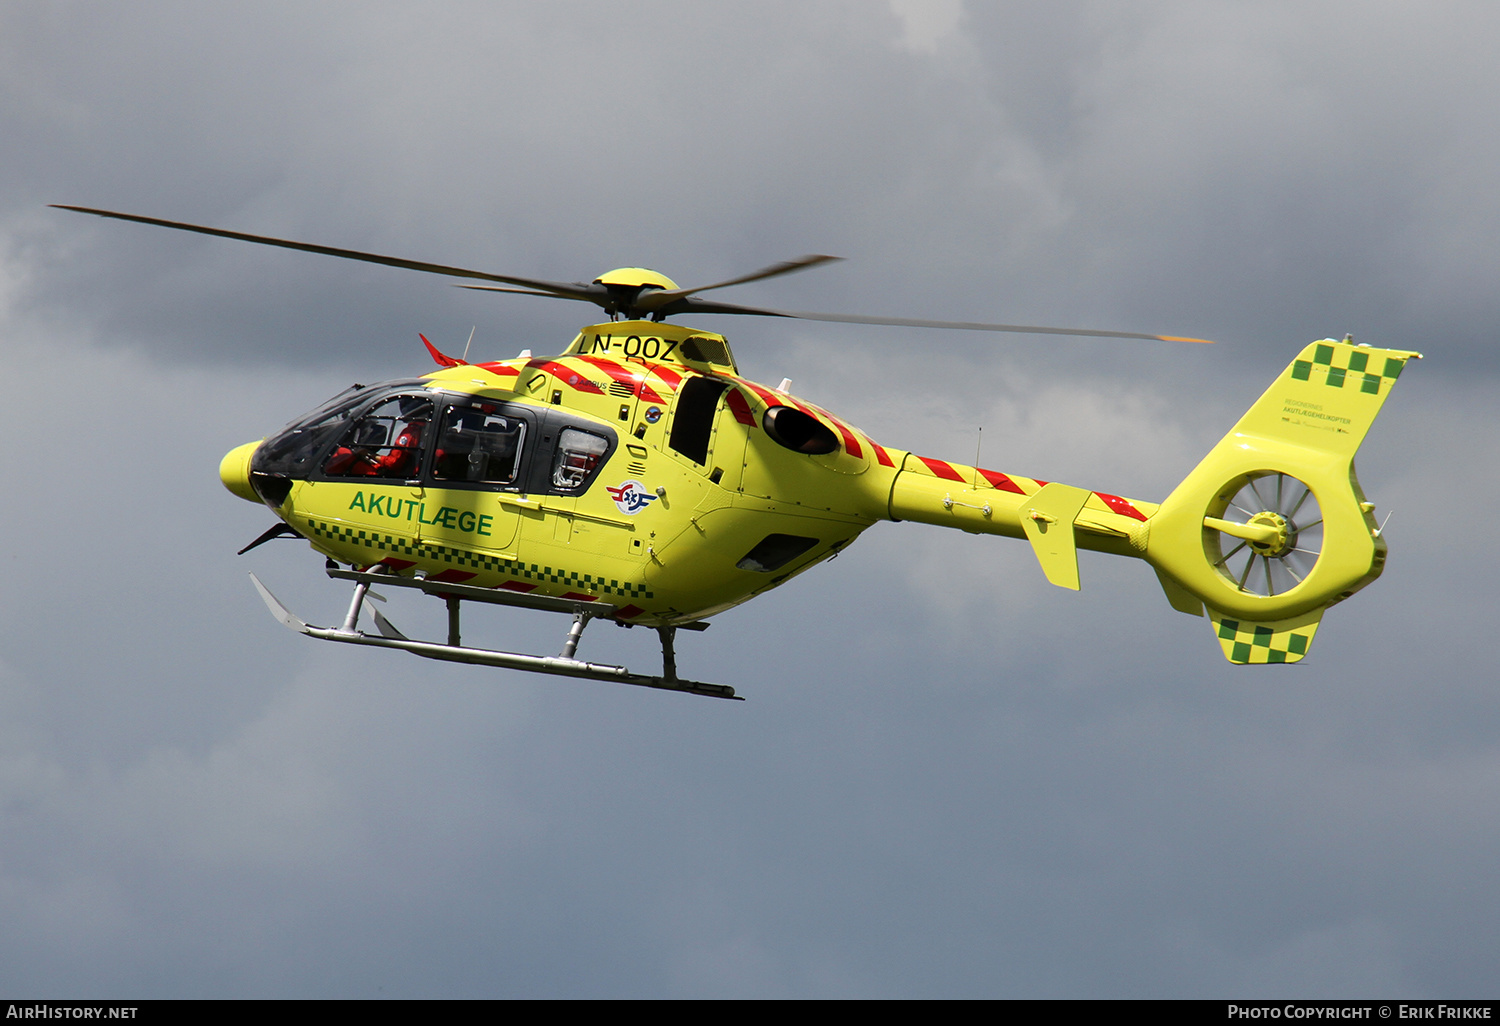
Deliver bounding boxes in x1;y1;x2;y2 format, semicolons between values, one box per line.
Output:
1206;472;1324;598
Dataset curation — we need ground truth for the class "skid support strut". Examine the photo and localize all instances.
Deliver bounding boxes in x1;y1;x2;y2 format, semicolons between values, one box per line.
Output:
342;580;372;633
562;612;592;660
248;568;741;700
658;626;678;683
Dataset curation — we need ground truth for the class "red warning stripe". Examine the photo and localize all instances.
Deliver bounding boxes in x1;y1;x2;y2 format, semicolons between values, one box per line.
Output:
560;591;597;601
644;363;683;393
428;569;478;584
729;375;782;408
474;361;521;377
525;359;606;395
803;402;863;459
706;373;886;462
977;468;1025;495
866;436;894;467
724;373;788;408
831;420;862;458
614;604;645;619
725;374;859;453
576;355;667;404
725;387;757;426
917;456;967;482
1093;491;1148;522
500;581;538;593
769;391;828;422
575;354;632;382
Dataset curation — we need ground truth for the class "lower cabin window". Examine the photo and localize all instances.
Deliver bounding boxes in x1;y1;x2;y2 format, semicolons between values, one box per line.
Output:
552;428;609;489
737;534;819;572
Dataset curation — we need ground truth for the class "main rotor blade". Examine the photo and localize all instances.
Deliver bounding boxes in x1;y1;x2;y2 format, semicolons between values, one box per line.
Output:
52;205;598;302
671;296;1216;343
782;310;1215;343
458;285;582;300
634;254;843;311
56;205;1214;343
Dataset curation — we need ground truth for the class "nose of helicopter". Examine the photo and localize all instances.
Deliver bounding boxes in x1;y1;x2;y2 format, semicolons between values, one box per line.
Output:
219;440;262;503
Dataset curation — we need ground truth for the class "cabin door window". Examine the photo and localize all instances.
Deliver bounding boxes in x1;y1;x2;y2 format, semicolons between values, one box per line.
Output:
667;376;729;466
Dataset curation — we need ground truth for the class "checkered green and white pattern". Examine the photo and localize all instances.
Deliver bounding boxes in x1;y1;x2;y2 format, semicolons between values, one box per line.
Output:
306;519;654;598
1291;343;1407;397
1209;611;1320;665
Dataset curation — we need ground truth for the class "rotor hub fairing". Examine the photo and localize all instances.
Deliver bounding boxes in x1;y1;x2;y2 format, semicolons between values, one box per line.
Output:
1245;511;1293;557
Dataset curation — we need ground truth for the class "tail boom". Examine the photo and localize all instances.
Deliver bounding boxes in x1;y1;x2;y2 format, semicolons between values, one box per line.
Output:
885;455;1158;587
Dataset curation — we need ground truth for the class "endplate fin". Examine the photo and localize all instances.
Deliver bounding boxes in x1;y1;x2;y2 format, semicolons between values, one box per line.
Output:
1019;482;1092;590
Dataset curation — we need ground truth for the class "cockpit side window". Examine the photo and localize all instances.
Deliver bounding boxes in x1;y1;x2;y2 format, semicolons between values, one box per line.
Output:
433;404;525;484
323;396;434;480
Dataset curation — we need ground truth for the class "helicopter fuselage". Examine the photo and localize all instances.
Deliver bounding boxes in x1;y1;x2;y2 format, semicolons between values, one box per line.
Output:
54;204;1415;677
221;320;1158;626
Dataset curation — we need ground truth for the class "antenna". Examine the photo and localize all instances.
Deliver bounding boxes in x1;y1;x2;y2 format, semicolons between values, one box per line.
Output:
461;326;476;364
973;427;983;489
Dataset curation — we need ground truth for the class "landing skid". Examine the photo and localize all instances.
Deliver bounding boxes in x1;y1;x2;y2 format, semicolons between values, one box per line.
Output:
248;567;741;700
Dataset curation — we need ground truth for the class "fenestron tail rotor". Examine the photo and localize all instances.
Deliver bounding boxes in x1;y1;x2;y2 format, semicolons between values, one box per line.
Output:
1206;471;1325;598
53;205;1214;343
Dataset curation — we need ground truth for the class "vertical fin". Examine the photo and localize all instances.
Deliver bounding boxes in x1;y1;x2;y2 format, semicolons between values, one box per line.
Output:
1147;339;1421;629
1156;568;1204;617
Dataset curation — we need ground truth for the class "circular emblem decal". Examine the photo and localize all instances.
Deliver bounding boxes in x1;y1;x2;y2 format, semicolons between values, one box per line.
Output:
606;480;658;515
645;405;662;423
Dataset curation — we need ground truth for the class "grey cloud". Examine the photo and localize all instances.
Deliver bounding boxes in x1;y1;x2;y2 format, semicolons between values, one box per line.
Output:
0;0;1494;998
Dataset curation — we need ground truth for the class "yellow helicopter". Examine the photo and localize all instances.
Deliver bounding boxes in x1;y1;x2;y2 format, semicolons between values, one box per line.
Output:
57;205;1421;700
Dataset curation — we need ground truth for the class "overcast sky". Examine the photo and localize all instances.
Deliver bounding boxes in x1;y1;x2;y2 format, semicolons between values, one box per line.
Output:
2;1;1497;998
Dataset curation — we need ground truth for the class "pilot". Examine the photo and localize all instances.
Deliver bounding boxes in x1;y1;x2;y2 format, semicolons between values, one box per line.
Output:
369;415;426;478
324;399;431;478
323;420;387;477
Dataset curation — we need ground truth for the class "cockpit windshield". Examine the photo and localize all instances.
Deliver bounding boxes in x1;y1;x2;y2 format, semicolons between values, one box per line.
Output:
252;388;358;477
